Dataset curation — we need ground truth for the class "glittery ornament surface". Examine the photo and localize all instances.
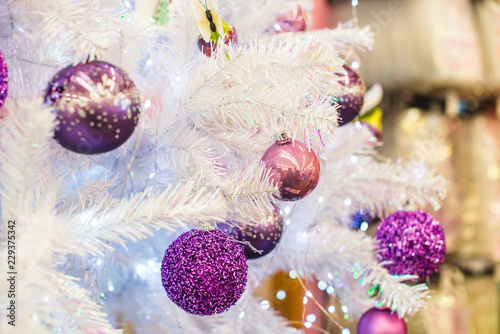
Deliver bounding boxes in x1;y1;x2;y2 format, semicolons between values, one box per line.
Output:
332;64;365;126
261;138;320;201
161;229;248;316
357;308;407;334
44;61;141;154
0;51;8;109
274;6;306;33
198;24;238;57
374;210;446;280
219;207;284;259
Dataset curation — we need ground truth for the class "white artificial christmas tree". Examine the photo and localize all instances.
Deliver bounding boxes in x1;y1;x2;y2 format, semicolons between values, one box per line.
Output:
0;0;446;333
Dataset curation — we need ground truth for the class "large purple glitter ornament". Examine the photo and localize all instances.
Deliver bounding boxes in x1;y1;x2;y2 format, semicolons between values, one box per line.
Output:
357;308;407;334
273;6;306;33
374;210;446;280
161;229;248;316
332;64;365;126
261;132;320;201
219;207;284;260
44;61;141;154
0;51;8;109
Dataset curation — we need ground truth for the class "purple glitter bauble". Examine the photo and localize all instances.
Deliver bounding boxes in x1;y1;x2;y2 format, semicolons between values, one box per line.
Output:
198;25;238;57
44;61;141;154
374;210;446;280
261;137;320;201
219;208;284;260
161;229;248;316
332;64;365;126
357;308;407;334
0;51;8;109
274;6;306;33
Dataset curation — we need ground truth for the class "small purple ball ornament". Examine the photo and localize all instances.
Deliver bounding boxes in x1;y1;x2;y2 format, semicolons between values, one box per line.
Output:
374;210;446;280
44;60;141;154
261;131;320;201
0;51;8;109
161;229;248;316
198;23;238;57
331;64;365;126
219;207;284;260
357;308;407;334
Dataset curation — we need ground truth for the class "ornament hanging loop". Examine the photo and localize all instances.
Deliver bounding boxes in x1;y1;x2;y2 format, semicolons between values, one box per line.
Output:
274;130;291;142
200;222;215;231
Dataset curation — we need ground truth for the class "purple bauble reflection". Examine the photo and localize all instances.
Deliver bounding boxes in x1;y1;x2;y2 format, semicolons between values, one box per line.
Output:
374;210;446;280
0;51;8;109
161;229;248;316
274;6;306;33
261;138;320;201
198;25;238;57
357;308;407;334
44;61;141;154
333;64;365;126
219;208;284;260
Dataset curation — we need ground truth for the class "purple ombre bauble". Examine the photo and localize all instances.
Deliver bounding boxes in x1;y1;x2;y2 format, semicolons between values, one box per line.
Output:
374;210;446;280
333;64;365;126
219;207;284;260
161;229;248;316
44;60;141;154
357;308;407;334
0;51;8;109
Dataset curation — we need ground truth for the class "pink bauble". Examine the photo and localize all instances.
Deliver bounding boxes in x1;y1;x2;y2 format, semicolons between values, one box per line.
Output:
274;6;306;33
357;308;407;334
261;136;320;201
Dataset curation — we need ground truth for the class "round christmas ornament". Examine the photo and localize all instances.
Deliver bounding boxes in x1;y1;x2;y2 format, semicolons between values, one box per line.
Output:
44;60;141;154
219;207;284;260
261;132;320;201
351;210;379;231
273;6;306;33
357;308;407;334
0;51;8;109
161;229;248;316
332;64;365;126
374;210;446;280
197;22;238;57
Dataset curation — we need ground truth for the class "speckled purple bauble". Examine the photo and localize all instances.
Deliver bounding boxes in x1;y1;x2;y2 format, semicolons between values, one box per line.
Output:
374;210;446;280
357;308;407;334
332;64;365;126
161;229;248;316
261;136;320;201
0;51;8;109
219;209;284;260
44;61;141;154
198;25;238;57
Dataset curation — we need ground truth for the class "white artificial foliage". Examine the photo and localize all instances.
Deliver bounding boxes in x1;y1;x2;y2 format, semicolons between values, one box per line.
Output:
0;0;449;332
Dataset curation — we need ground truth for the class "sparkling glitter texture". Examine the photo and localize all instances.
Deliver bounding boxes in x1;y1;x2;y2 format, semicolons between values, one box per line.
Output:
44;60;141;154
0;51;8;109
161;229;248;316
274;6;306;33
357;308;407;334
261;138;320;201
374;210;446;280
333;64;365;126
219;206;284;259
198;24;238;57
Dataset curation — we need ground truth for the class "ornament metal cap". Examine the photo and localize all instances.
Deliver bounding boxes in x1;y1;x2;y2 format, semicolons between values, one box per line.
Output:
274;131;291;142
200;223;215;232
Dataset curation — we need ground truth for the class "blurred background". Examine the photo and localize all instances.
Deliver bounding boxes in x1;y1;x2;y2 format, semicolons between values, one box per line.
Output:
254;0;500;333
